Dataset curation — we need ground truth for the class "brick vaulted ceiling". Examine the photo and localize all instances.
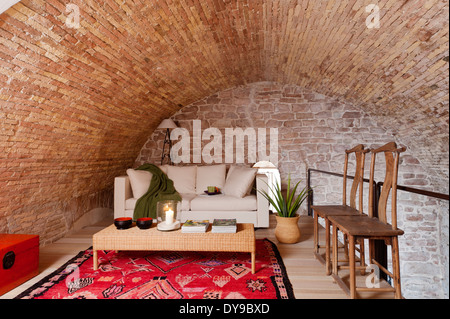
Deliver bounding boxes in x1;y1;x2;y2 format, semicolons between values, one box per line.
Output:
0;1;448;236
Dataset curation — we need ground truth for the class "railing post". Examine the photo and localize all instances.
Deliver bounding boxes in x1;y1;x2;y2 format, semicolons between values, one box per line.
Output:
307;168;313;216
373;181;388;281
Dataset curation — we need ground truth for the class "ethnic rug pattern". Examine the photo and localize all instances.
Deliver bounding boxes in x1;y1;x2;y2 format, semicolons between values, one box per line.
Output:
15;239;294;299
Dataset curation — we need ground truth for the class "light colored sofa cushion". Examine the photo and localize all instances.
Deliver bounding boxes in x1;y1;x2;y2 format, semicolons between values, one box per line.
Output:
226;165;254;195
167;165;197;193
190;194;257;211
195;164;226;194
125;197;138;210
180;193;197;211
159;164;169;175
126;169;153;199
222;166;257;198
127;193;196;211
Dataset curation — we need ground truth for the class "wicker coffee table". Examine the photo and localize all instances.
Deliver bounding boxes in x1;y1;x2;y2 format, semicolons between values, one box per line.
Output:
92;223;256;273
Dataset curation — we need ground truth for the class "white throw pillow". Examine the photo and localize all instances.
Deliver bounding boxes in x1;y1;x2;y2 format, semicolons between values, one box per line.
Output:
226;165;237;181
167;165;197;194
126;169;153;199
222;166;257;198
196;164;226;194
227;165;254;195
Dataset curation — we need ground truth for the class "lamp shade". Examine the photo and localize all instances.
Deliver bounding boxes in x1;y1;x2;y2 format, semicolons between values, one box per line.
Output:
157;119;178;129
0;0;21;15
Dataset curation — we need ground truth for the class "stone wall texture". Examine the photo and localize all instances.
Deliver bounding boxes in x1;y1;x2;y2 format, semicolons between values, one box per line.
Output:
136;82;449;298
0;0;448;298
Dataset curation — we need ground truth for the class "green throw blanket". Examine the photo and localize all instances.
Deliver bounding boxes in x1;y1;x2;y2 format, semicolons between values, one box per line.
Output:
133;163;181;220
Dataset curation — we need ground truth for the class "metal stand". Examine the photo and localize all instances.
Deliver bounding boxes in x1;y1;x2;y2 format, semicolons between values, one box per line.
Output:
160;128;172;165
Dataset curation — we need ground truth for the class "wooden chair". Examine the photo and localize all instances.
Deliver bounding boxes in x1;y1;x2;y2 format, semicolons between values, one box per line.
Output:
329;142;406;299
312;144;369;275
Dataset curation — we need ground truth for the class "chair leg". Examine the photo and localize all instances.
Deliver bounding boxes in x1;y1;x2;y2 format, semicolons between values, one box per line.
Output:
349;235;357;299
343;234;349;261
392;236;402;299
332;223;338;276
359;238;366;275
325;219;331;275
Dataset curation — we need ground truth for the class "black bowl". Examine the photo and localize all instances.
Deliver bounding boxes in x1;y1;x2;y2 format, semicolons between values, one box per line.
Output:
114;217;132;230
136;217;153;229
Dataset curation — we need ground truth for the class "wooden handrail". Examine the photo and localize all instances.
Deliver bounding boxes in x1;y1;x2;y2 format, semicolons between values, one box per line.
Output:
378;182;450;201
307;168;376;217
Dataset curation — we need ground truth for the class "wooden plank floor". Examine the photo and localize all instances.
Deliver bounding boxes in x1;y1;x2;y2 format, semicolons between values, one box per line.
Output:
1;214;395;299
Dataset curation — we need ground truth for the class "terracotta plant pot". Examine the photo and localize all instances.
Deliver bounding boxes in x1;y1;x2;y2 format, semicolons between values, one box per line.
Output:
275;215;301;244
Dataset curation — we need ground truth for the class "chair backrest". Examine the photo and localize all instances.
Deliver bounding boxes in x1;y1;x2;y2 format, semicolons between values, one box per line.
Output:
342;144;369;213
368;142;406;229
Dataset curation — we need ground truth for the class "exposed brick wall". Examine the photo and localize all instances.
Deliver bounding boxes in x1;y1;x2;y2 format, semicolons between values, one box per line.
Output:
137;82;447;190
0;188;112;246
136;82;448;298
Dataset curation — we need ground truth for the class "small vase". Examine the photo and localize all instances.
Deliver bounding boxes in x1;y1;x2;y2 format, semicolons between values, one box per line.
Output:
275;215;301;244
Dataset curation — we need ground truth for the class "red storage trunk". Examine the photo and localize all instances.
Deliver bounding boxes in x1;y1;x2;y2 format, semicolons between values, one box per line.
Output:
0;234;39;296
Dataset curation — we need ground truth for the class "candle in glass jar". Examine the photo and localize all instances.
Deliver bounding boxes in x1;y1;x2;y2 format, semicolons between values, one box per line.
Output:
166;209;174;225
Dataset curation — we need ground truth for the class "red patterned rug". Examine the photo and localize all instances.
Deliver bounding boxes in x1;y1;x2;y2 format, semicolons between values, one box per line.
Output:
15;239;294;299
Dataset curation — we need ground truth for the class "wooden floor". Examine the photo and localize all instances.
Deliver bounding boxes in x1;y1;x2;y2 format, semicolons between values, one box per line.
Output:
1;214;395;299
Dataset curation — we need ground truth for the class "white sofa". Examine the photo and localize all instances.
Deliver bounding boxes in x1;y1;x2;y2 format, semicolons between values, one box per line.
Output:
114;164;270;228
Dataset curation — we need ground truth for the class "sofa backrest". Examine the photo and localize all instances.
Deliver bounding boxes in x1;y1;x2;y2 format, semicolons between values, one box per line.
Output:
126;164;258;198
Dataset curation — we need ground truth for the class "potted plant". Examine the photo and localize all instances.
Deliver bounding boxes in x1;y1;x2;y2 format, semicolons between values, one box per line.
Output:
258;175;311;244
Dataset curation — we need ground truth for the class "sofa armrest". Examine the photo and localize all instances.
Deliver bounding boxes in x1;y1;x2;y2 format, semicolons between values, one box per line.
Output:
114;175;132;218
255;173;269;227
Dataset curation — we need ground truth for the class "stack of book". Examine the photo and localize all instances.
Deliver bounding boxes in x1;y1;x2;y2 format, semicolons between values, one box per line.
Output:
181;220;209;233
211;219;237;233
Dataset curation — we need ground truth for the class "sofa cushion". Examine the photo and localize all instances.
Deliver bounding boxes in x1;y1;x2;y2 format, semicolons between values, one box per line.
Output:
222;166;257;198
226;165;254;195
180;193;197;211
126;169;153;199
158;164;169;175
125;197;138;210
167;165;197;193
126;193;197;211
196;164;226;194
190;194;257;211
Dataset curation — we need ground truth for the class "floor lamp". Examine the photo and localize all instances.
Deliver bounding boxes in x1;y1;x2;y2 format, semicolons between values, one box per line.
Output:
158;119;178;165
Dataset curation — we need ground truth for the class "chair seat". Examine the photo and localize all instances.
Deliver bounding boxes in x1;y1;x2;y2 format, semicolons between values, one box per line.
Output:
329;215;404;237
311;205;361;217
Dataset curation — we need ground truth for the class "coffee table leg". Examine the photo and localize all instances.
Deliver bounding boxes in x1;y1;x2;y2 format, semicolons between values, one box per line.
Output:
93;250;98;270
251;252;255;274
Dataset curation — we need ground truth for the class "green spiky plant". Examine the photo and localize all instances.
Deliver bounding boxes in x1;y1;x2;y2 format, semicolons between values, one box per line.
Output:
258;175;311;218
